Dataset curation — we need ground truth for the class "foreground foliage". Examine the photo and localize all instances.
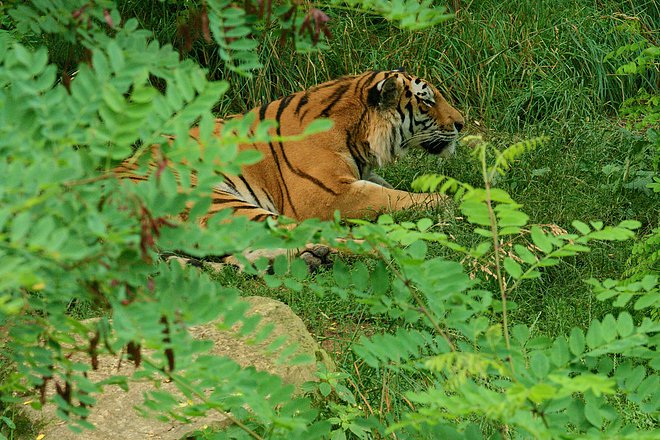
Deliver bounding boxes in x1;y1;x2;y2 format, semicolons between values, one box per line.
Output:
1;1;658;439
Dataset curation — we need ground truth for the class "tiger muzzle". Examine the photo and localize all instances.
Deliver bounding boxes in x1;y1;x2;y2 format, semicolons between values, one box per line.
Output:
421;137;456;156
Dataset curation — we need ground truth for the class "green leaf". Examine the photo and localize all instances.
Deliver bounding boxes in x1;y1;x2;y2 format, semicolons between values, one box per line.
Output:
13;43;33;67
634;293;659;310
600;314;618;343
550;336;570;367
235;148;263;166
495;204;528;227
290;258;309;282
318;382;332;397
472;241;492;257
640;275;657;291
102;84;125;113
417;218;433;232
408;240;427;259
106;40;125;72
489;188;515;203
131;83;158;103
503;257;522;279
521;269;541;280
460;199;491;226
528;383;557;403
616;312;634;337
371;261;389;295
227;38;259;51
537;257;559;267
572;220;591;234
499;226;522;236
263;273;281;288
272;255;288;276
351;261;369;291
530;351;550;378
1;415;16;429
464;423;484;440
586;320;603;349
530;226;553;253
569;328;585;356
473;228;493;237
10;211;32;244
584;398;604;428
597;357;613;375
617;220;641;230
589;226;635;241
92;50;110;80
623;365;647;392
331;430;347;440
283;278;302;291
514;244;537;264
333;260;350;289
303;118;333;135
511;324;529;343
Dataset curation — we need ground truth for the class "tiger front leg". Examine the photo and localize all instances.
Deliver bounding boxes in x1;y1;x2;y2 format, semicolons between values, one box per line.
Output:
364;171;394;189
333;180;448;220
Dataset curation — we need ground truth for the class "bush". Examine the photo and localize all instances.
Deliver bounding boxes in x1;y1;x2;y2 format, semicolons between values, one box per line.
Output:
1;1;658;439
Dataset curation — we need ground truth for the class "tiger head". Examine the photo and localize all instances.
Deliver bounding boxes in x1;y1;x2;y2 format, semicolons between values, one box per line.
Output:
362;69;464;166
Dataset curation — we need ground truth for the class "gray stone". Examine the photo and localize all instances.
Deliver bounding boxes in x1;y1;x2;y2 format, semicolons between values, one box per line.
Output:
24;296;333;440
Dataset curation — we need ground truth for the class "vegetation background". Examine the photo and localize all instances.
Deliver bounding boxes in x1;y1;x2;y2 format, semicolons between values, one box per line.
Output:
0;0;658;438
110;0;659;332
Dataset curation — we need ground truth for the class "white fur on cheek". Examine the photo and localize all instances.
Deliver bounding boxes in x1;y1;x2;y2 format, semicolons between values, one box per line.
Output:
367;111;403;167
439;140;457;158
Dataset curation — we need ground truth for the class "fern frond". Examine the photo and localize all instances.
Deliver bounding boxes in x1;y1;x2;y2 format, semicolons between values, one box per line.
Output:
412;174;474;201
493;136;550;175
424;352;507;390
626;227;660;279
625;226;660;321
353;328;437;369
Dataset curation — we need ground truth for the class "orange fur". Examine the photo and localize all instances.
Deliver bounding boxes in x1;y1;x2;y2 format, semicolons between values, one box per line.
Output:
116;69;464;224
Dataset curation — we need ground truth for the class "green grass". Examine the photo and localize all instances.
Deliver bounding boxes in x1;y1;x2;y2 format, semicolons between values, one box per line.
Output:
111;0;655;120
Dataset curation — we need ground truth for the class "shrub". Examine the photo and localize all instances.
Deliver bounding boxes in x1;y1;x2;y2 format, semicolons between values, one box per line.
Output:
1;2;658;439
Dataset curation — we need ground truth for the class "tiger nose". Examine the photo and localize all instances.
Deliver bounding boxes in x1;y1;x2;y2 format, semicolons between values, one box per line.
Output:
449;110;465;132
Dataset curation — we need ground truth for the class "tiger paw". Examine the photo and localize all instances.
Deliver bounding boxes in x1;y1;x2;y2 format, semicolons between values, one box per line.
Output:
299;245;334;272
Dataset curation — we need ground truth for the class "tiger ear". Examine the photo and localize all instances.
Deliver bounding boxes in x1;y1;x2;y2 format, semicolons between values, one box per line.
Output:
368;76;401;109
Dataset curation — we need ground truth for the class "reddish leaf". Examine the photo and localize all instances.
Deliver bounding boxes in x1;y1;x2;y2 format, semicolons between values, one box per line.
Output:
55;380;72;405
103;9;114;28
72;5;87;20
160;316;175;372
38;377;50;404
300;8;331;45
62;70;72;93
89;330;100;370
154;153;168;180
126;341;142;367
201;9;211;43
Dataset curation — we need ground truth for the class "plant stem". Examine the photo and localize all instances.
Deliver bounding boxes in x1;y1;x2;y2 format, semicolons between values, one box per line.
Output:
481;148;513;370
142;358;264;440
369;240;456;351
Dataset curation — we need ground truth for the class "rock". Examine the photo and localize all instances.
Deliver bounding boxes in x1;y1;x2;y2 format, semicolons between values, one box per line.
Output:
25;296;333;440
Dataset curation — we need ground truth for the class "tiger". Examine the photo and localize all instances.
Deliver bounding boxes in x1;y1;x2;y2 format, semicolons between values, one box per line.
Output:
115;68;464;266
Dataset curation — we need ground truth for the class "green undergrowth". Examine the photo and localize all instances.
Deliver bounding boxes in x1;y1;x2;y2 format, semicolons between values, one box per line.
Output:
2;0;658;438
199;1;658;434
